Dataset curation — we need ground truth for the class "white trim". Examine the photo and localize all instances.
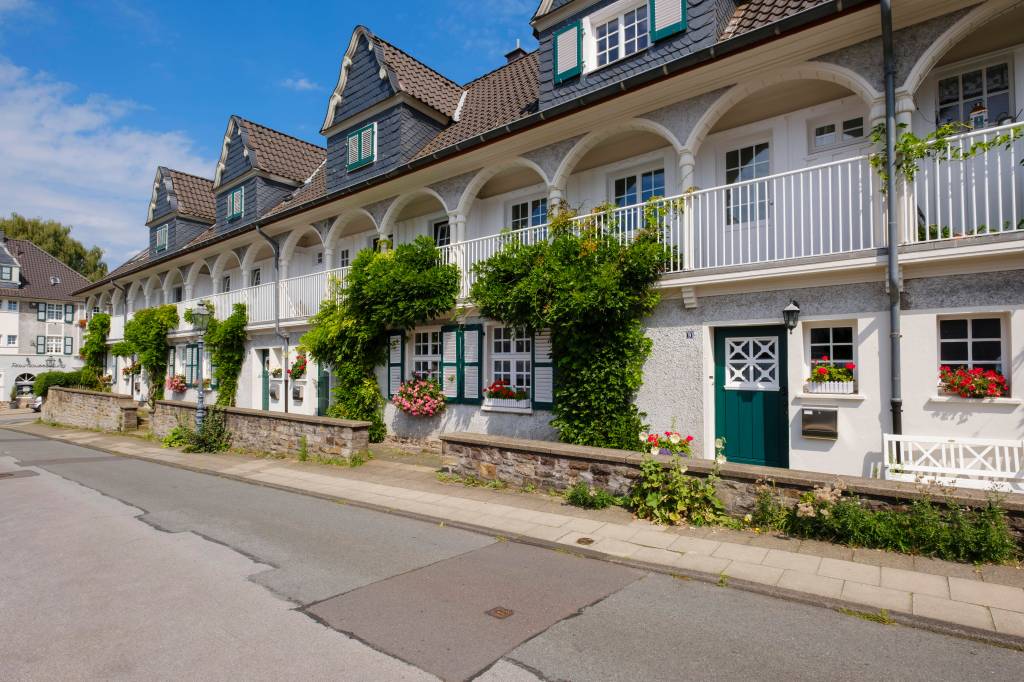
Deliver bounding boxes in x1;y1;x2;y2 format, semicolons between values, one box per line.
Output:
453;90;468;122
582;0;650;75
927;395;1021;406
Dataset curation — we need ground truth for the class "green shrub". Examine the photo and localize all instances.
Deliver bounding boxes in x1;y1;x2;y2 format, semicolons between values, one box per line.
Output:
626;454;733;526
565;481;620;509
163;409;232;453
161;426;190;448
298;435;309;462
752;483;1019;564
80;313;110;372
33;368;104;397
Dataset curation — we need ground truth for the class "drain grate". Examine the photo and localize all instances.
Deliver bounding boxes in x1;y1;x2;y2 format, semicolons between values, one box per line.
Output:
485;607;514;619
576;537;594;546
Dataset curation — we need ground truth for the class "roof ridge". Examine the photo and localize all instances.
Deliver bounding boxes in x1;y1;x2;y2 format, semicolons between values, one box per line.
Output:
371;35;463;91
164;167;215;184
461;48;538;88
5;237;93;284
234;116;326;152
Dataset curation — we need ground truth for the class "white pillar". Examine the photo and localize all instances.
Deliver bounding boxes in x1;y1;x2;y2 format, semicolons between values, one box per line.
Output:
323;247;334;270
548;186;565;212
677;148;695;193
448;211;466;243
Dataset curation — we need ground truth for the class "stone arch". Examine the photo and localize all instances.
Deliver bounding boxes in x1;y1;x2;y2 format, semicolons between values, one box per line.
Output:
142;274;162;306
239;241;275;287
97;290;112;313
210;251;243;293
162;268;186;303
684;62;880;157
280;224;326;278
455;158;550;218
125;280;146;314
324;209;378;251
902;0;1019;98
378;188;449;237
550;118;685;193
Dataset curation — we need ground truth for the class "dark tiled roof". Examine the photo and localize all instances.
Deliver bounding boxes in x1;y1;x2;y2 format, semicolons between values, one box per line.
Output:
236;117;326;185
373;36;464;118
164;168;216;223
416;52;539;158
720;0;827;40
104;248;150;282
2;238;92;300
267;163;326;217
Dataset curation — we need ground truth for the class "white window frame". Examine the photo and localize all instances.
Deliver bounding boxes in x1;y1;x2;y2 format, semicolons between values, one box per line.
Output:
938;314;1007;376
488;325;532;400
222;275;231;293
582;0;650;74
805;322;858;383
809;115;866;152
7;300;17;312
508;196;549;231
314;251;323;266
932;52;1014;130
155;224;169;252
0;265;11;281
724;336;780;391
338;249;350;268
250;268;261;287
6;334;16;346
45;303;63;321
412;328;442;382
44;335;64;355
611;166;666;208
432;219;451;247
227;186;244;221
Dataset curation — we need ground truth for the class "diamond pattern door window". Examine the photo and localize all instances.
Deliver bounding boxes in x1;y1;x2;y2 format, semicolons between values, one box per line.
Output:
725;337;779;391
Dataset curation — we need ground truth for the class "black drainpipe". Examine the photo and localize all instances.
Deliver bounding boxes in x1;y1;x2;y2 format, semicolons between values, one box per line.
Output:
881;0;902;435
256;226;289;414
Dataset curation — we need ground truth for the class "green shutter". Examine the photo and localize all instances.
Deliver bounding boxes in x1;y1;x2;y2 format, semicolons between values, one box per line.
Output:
36;335;45;355
649;0;687;42
440;325;460;403
461;324;483;405
346;123;376;171
553;21;582;84
532;329;554;410
64;303;74;324
387;331;405;398
168;347;176;377
64;336;73;355
37;303;46;321
185;344;198;387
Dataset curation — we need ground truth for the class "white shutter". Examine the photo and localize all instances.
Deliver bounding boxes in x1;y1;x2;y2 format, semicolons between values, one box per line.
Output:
347;133;360;167
387;332;404;397
441;328;459;399
650;0;687;41
533;329;554;408
463;326;481;403
553;22;582;83
360;124;375;162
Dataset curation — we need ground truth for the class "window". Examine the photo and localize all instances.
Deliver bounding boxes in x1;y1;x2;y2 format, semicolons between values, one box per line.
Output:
15;373;35;396
725;337;780;391
809;326;854;366
250;268;261;286
0;265;11;281
44;303;63;321
510;198;548;231
725;142;770;224
184;344;199;386
338;249;350;268
222;275;231;293
6;300;16;312
412;330;442;382
6;335;15;346
315;251;323;266
227;187;244;221
172;286;183;303
432;220;451;247
939;317;1003;373
346;122;377;170
937;62;1011;128
45;336;63;354
155;224;169;252
812;117;865;150
491;327;531;397
593;4;648;69
614;169;665;207
372;235;393;252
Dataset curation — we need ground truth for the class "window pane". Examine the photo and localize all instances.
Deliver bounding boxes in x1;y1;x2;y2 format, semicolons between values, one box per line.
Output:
940;342;969;362
972;341;1001;362
938;105;960;125
962;70;983;98
986;63;1009;93
831;345;854;362
531;198;548;226
814;124;836;147
725;150;738;170
971;318;1001;339
810;344;831;360
810;328;830;344
939;319;968;339
832;327;853;344
842;118;864;139
987;92;1011;122
938;77;960;104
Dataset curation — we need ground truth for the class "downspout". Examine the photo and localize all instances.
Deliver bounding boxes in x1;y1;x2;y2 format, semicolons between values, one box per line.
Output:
256;226;289;413
881;0;902;435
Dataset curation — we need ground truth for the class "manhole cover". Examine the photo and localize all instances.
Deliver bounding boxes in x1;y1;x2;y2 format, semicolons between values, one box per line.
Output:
485;607;514;619
576;537;594;546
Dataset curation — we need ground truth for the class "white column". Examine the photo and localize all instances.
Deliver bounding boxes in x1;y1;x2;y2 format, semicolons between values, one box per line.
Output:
548;186;565;212
448;211;466;243
677;148;695;193
323;247;334;270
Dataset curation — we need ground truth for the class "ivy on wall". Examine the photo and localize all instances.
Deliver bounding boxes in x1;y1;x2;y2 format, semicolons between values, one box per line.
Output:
80;312;110;373
471;204;666;451
302;236;460;442
110;305;179;405
185;302;249;407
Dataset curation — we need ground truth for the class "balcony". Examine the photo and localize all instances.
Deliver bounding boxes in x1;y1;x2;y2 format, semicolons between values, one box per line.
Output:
119;124;1022;331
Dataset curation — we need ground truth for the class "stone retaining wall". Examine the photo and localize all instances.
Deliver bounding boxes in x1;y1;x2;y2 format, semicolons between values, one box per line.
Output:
153;400;370;461
43;387;138;432
441;433;1024;539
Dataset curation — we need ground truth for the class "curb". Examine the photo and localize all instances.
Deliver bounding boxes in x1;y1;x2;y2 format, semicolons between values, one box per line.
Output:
6;422;1024;652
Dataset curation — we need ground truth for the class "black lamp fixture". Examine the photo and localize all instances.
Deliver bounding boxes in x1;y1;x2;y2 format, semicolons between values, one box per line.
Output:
783;300;801;334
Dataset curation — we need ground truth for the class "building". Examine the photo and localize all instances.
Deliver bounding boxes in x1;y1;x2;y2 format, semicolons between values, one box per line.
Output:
0;232;90;403
77;0;1024;476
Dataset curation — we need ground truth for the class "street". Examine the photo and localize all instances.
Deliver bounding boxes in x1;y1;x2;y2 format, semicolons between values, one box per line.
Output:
1;425;1021;681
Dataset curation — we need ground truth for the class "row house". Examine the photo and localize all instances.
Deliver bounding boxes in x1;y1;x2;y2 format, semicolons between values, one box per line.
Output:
78;0;1024;477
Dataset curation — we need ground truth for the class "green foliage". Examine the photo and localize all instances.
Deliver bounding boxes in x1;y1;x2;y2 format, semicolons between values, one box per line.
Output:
470;203;666;450
298;435;309;462
0;213;108;281
33;367;105;397
564;481;620;509
626;455;731;526
200;303;248;407
168;408;232;453
303;237;460;443
752;483;1019;564
161;426;191;448
80;313;110;372
115;305;179;405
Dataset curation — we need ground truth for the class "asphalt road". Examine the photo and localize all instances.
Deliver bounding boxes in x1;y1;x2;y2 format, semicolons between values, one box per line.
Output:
1;426;1021;681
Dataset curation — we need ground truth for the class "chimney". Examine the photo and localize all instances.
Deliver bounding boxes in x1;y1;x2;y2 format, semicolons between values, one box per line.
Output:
505;39;527;64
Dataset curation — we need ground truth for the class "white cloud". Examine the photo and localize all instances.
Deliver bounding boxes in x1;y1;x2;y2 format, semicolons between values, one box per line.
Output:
279;76;320;92
0;57;214;266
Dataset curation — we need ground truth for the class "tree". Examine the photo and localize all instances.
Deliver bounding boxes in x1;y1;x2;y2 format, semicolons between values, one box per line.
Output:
111;305;179;406
0;213;108;281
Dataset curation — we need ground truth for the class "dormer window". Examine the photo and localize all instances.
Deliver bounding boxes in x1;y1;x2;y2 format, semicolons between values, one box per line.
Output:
227;186;244;221
0;265;11;281
593;4;648;69
347;123;377;171
155;224;169;253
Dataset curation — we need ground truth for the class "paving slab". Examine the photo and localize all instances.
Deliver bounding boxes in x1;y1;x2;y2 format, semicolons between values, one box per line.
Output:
948;577;1024;612
841;581;913;613
913;594;994;631
881;567;949;599
819;557;881;586
777;569;844;599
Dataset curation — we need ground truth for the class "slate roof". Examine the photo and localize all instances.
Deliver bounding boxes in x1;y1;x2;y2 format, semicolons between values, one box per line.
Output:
267;163;327;217
103;248;150;282
235;117;326;185
163;168;216;223
372;36;464;118
1;238;92;300
720;0;827;40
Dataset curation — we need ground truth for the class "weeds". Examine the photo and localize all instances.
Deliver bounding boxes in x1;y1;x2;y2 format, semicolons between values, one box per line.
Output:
564;481;620;509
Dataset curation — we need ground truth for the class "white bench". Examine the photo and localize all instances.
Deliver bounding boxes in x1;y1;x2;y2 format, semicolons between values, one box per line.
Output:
882;434;1024;493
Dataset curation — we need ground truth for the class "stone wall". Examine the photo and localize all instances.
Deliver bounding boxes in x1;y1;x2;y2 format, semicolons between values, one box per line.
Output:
441;433;1024;540
43;387;138;432
152;400;371;460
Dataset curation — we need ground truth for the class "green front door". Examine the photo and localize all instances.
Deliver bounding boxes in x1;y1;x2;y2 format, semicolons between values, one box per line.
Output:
714;326;789;468
316;365;330;416
260;349;270;411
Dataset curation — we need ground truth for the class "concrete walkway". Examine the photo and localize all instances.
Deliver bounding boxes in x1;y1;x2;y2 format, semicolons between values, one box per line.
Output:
8;421;1024;647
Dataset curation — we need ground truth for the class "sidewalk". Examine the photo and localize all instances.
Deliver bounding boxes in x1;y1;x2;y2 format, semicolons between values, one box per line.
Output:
9;421;1024;647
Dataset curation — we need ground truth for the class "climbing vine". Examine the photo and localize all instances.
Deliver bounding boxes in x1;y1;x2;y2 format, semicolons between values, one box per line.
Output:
470;203;666;450
185;302;248;407
80;312;110;373
302;236;460;442
110;304;179;405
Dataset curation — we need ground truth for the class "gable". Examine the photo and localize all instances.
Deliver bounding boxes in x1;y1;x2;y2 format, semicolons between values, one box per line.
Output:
332;33;397;128
218;124;253;187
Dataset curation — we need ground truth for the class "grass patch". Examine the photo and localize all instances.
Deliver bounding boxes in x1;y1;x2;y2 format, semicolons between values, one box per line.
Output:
435;471;508;490
839;608;895;625
564;481;620;509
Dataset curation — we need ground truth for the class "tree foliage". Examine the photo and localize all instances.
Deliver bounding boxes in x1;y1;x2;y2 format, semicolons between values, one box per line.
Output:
112;305;179;405
0;213;108;281
207;304;248;407
80;312;111;373
302;237;460;442
470;204;666;450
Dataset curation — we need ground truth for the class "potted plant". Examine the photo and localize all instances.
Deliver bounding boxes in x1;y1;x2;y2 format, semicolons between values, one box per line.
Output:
78;319;87;328
392;376;446;417
639;430;694;457
939;366;1008;399
289;353;307;380
270;367;283;379
165;374;187;394
483;378;530;409
806;356;856;394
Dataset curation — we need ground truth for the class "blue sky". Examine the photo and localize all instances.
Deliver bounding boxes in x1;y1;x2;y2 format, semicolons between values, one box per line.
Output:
0;0;539;265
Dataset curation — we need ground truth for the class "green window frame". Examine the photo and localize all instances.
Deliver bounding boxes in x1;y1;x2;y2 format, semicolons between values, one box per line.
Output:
532;330;555;410
649;0;687;42
184;343;199;387
439;324;483;405
35;334;45;355
63;336;73;356
346;123;377;171
155;224;169;252
387;331;405;398
64;303;74;324
226;186;244;221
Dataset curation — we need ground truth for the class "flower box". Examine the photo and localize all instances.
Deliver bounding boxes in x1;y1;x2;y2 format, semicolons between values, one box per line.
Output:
483;397;532;413
806;381;855;394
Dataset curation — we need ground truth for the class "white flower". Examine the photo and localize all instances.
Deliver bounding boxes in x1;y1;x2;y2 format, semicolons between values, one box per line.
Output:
650;446;659;456
669;434;681;445
714;437;726;450
715;454;727;465
639;432;648;442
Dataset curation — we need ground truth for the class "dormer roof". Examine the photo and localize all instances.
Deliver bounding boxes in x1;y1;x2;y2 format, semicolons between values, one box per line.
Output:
213;115;326;188
0;237;91;300
147;167;216;225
